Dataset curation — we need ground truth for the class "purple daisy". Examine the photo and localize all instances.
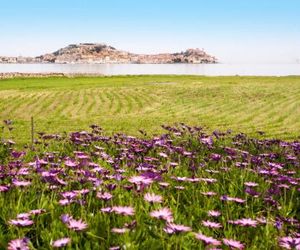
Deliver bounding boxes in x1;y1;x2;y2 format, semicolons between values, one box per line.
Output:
128;176;153;185
52;238;71;248
207;210;221;217
7;238;30;250
229;218;258;227
12;180;31;187
278;236;300;249
112;206;135;216
101;207;113;213
0;185;10;192
67;218;88;231
9;219;34;227
163;223;192;234
29;209;46;215
202;220;222;229
96;192;113;201
223;239;245;249
244;182;258;187
144;193;163;203
150;207;173;222
194;233;221;246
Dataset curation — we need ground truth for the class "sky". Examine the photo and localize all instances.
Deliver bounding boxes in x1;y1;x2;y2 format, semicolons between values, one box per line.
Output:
0;0;299;63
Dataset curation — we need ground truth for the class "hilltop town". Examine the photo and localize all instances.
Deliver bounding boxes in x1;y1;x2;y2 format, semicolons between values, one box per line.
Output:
0;43;217;64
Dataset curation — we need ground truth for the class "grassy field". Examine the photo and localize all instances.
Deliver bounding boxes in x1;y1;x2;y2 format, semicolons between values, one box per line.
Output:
0;76;299;249
0;75;299;143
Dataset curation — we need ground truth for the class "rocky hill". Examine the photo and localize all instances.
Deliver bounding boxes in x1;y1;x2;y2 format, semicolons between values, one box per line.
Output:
0;43;218;64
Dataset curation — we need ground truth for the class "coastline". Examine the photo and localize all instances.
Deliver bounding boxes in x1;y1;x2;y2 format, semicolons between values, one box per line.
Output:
0;72;104;79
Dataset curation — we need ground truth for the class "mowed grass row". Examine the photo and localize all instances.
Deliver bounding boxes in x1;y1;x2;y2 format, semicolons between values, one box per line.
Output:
0;75;299;143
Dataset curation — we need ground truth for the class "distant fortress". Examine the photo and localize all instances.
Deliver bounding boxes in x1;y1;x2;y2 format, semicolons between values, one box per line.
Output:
0;43;217;64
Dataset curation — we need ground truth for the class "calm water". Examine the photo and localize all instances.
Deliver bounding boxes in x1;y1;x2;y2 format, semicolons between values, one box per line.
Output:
0;63;299;76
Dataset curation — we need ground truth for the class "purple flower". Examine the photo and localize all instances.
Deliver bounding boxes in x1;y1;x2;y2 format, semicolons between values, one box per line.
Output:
244;182;258;187
12;179;31;187
67;218;88;231
9;219;34;227
96;192;113;201
223;239;245;249
163;223;191;234
278;236;300;249
101;207;113;213
144;193;163;203
29;209;46;215
210;153;222;161
150;207;173;222
128;176;153;185
194;233;221;246
221;196;245;204
60;214;72;223
52;238;71;248
202;220;222;229
208;210;221;217
16;213;31;219
112;206;135;216
7;238;30;250
59;199;74;206
0;185;9;192
229;218;258;227
201;191;217;196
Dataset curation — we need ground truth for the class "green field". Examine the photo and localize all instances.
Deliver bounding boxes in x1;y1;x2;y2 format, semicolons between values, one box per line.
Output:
0;75;299;143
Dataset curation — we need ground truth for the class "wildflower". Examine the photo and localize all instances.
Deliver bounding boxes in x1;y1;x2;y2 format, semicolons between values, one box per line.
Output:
223;239;245;249
208;210;221;217
67;218;88;231
229;218;258;227
60;214;72;223
111;228;129;234
221;196;245;204
97;192;113;201
158;182;170;187
150;207;173;222
7;238;30;250
12;179;31;187
29;209;46;215
128;176;153;185
163;223;191;234
194;233;221;246
52;238;71;248
101;207;113;213
202;220;222;229
200;178;217;184
144;193;163;203
16;213;31;219
59;199;74;206
278;236;300;249
210;153;222;161
112;206;135;216
201;191;217;196
0;185;9;192
9;219;34;227
244;182;258;187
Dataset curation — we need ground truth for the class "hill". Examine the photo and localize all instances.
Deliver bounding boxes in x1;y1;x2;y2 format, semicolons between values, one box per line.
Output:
0;43;217;64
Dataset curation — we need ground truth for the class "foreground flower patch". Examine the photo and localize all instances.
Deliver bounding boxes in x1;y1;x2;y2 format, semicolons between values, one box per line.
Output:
0;124;299;249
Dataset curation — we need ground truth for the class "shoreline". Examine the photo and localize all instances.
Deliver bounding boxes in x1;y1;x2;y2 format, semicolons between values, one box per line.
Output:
0;72;104;79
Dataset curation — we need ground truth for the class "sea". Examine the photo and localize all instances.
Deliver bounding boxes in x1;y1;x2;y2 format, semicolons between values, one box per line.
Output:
0;63;299;76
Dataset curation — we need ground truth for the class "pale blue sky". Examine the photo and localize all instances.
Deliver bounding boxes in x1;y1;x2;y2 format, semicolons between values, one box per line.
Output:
0;0;299;63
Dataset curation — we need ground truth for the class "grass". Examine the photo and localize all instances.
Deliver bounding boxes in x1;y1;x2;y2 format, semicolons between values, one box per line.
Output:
0;76;299;249
0;75;299;144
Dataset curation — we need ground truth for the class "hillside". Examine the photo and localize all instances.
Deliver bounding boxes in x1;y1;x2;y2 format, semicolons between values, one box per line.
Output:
0;43;217;64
